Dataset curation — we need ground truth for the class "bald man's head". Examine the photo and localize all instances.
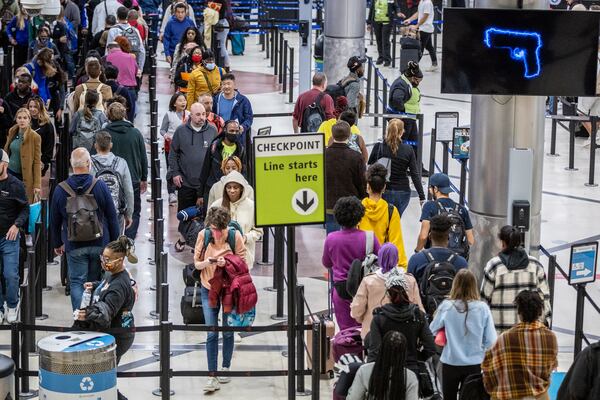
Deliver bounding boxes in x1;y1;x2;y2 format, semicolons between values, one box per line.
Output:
189;103;206;128
71;147;91;173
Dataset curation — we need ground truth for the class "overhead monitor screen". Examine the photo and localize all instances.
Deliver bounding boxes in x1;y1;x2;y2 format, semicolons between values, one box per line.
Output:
441;9;600;96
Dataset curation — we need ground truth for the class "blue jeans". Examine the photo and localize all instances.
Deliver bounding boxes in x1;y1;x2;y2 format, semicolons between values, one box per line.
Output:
0;235;20;310
200;285;234;372
124;182;141;241
66;246;103;310
325;213;340;235
383;190;412;217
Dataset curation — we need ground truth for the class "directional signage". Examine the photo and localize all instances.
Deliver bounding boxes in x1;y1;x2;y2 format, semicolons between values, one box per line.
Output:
254;134;325;227
568;241;598;285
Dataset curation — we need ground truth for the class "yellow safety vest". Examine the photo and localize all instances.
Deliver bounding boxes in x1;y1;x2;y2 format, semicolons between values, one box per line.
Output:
401;75;421;115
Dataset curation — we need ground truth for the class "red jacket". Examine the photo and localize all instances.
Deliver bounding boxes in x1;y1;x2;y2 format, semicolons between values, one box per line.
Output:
208;254;258;314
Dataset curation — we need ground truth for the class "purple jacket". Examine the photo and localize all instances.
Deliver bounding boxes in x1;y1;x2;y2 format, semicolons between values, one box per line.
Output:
322;228;381;282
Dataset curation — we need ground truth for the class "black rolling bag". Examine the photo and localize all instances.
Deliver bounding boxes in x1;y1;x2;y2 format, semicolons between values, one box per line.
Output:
180;282;205;324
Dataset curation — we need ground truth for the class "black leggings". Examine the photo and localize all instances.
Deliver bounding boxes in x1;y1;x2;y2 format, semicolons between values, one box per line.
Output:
442;363;481;400
419;31;438;65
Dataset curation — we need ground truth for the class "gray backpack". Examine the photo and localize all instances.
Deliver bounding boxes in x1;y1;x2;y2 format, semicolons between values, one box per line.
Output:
92;157;126;214
59;179;104;242
118;25;142;59
74;110;103;152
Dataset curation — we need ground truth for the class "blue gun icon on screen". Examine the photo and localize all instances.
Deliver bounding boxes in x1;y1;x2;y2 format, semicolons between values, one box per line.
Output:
483;28;542;79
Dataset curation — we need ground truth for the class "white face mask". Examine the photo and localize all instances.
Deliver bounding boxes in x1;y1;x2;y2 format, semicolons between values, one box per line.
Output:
205;63;216;70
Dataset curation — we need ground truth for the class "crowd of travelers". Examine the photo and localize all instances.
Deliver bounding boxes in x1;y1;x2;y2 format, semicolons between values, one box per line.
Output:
0;0;595;399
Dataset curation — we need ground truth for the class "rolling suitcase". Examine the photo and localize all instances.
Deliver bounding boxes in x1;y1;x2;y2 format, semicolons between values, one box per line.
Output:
231;33;245;55
400;36;421;73
306;272;335;379
180;282;205;324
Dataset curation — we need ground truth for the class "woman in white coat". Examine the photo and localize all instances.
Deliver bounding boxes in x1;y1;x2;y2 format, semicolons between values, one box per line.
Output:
211;171;262;269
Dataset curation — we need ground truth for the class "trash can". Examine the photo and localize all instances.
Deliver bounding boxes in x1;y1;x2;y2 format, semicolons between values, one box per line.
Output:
0;354;14;398
38;332;117;400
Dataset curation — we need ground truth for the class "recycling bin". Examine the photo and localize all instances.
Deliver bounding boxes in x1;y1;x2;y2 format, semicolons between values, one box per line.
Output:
38;332;117;399
0;354;14;398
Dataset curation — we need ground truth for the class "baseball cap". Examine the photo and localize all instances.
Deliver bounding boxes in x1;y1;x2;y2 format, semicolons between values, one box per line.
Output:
429;173;452;194
0;150;8;164
347;56;365;72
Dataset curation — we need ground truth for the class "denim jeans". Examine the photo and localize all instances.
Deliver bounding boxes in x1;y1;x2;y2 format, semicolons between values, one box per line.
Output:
325;213;340;235
66;246;103;310
0;234;20;310
383;190;412;217
200;285;233;372
124;181;141;241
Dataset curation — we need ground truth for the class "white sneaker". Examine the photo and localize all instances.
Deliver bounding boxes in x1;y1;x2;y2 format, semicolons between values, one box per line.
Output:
234;333;242;343
168;193;177;204
203;377;221;392
6;307;18;323
218;368;231;384
426;64;439;72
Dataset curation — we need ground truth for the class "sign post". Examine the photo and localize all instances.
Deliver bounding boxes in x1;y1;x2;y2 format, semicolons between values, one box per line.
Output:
568;241;598;356
253;134;325;398
452;127;470;205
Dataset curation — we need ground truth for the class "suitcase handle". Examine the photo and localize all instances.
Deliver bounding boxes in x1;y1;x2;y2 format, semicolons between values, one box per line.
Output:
193;282;199;308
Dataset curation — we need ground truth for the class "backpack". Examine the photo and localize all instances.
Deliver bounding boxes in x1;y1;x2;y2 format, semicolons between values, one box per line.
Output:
59;179;104;242
435;200;469;258
419;250;457;317
325;77;357;104
92;157;126;214
74;109;104;151
201;220;244;256
78;83;106;112
118;25;142;59
459;373;490;400
345;231;376;298
301;92;326;132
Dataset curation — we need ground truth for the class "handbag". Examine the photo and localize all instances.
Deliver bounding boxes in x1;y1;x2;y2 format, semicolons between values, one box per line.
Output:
227;307;256;327
434;328;447;347
374;143;392;181
416;361;435;398
28;199;42;234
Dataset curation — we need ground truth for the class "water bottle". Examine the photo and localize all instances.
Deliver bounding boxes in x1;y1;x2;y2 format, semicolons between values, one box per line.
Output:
80;288;92;310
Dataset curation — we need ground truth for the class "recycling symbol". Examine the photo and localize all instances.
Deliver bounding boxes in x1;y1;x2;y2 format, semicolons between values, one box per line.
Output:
80;376;94;391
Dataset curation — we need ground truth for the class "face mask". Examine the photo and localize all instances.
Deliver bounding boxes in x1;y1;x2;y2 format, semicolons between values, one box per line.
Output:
191;54;201;63
211;228;223;241
205;63;216;70
410;79;420;88
225;133;238;143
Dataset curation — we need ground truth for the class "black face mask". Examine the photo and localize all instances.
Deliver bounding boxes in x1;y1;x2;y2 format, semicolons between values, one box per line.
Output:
225;133;238;143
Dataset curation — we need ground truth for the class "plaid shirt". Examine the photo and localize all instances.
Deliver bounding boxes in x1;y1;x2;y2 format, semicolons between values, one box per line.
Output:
480;255;552;333
482;321;558;400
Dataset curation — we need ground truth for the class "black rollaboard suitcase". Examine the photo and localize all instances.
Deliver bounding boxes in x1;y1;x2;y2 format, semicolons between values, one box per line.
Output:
400;36;421;73
180;282;205;324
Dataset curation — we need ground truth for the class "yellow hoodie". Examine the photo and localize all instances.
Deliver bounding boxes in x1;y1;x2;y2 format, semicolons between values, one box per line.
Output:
358;197;408;267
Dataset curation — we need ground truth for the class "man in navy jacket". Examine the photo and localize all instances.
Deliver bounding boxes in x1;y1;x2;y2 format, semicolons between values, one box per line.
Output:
51;148;120;311
162;2;196;64
213;73;254;143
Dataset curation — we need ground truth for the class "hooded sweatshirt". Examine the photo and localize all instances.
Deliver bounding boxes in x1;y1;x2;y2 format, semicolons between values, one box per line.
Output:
91;152;135;218
367;303;436;369
481;248;552;333
163;16;196;57
211;171;262;268
358;197;407;267
351;268;423;339
105;120;148;184
168;120;217;188
208;174;254;206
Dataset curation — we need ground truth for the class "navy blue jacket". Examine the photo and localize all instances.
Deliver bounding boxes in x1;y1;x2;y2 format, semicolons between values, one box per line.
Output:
213;91;254;140
50;174;120;251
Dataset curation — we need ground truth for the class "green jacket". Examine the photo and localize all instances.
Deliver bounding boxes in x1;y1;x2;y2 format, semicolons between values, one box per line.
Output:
105;120;148;183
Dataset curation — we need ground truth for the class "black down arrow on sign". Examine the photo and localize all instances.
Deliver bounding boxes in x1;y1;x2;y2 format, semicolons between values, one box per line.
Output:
296;190;315;212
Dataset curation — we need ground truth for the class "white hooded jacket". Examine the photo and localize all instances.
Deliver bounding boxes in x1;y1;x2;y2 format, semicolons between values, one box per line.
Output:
211;171;262;268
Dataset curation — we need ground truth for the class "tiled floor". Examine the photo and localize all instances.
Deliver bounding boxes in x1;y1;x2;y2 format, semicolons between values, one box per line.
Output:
4;31;600;399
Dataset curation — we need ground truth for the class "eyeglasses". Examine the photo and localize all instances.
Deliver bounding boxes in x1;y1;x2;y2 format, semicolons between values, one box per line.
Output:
99;255;124;266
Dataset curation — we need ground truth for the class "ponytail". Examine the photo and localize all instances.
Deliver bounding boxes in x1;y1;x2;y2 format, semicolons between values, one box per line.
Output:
499;225;522;251
83;90;99;120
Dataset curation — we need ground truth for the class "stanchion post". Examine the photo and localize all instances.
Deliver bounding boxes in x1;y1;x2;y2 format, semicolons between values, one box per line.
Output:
442;141;449;174
153;319;174;398
279;31;284;83
40;198;51;289
296;285;309;395
366;58;372;115
417;114;424;177
286;226;297;400
11;322;20;399
34;221;48;320
257;227;272;265
270;27;275;66
391;23;397;69
282;41;288;94
268;227;286;320
310;323;320;400
548;98;559;156
547;255;556;326
566;116;578;171
382;79;388;135
274;27;279;76
428;128;437;198
574;284;586;356
288;47;294;104
374;71;379;127
459;159;467;206
585;115;598;187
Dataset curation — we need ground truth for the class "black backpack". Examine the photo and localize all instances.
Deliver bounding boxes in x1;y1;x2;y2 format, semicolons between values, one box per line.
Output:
325;78;357;104
301;92;326;132
419;250;457;317
459;373;490;400
435;200;469;258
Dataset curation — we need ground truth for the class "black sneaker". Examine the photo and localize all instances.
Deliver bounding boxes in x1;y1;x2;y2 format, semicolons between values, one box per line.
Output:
421;167;430;177
384;60;391;67
376;58;384;65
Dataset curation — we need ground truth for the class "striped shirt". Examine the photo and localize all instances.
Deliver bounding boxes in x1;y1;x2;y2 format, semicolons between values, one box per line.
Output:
482;321;557;400
480;255;552;333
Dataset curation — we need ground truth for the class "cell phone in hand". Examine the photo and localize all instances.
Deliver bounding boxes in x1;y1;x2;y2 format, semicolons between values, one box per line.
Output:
208;257;218;263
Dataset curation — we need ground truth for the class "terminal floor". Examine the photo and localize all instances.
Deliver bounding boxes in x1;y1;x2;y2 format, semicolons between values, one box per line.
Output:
2;34;600;399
